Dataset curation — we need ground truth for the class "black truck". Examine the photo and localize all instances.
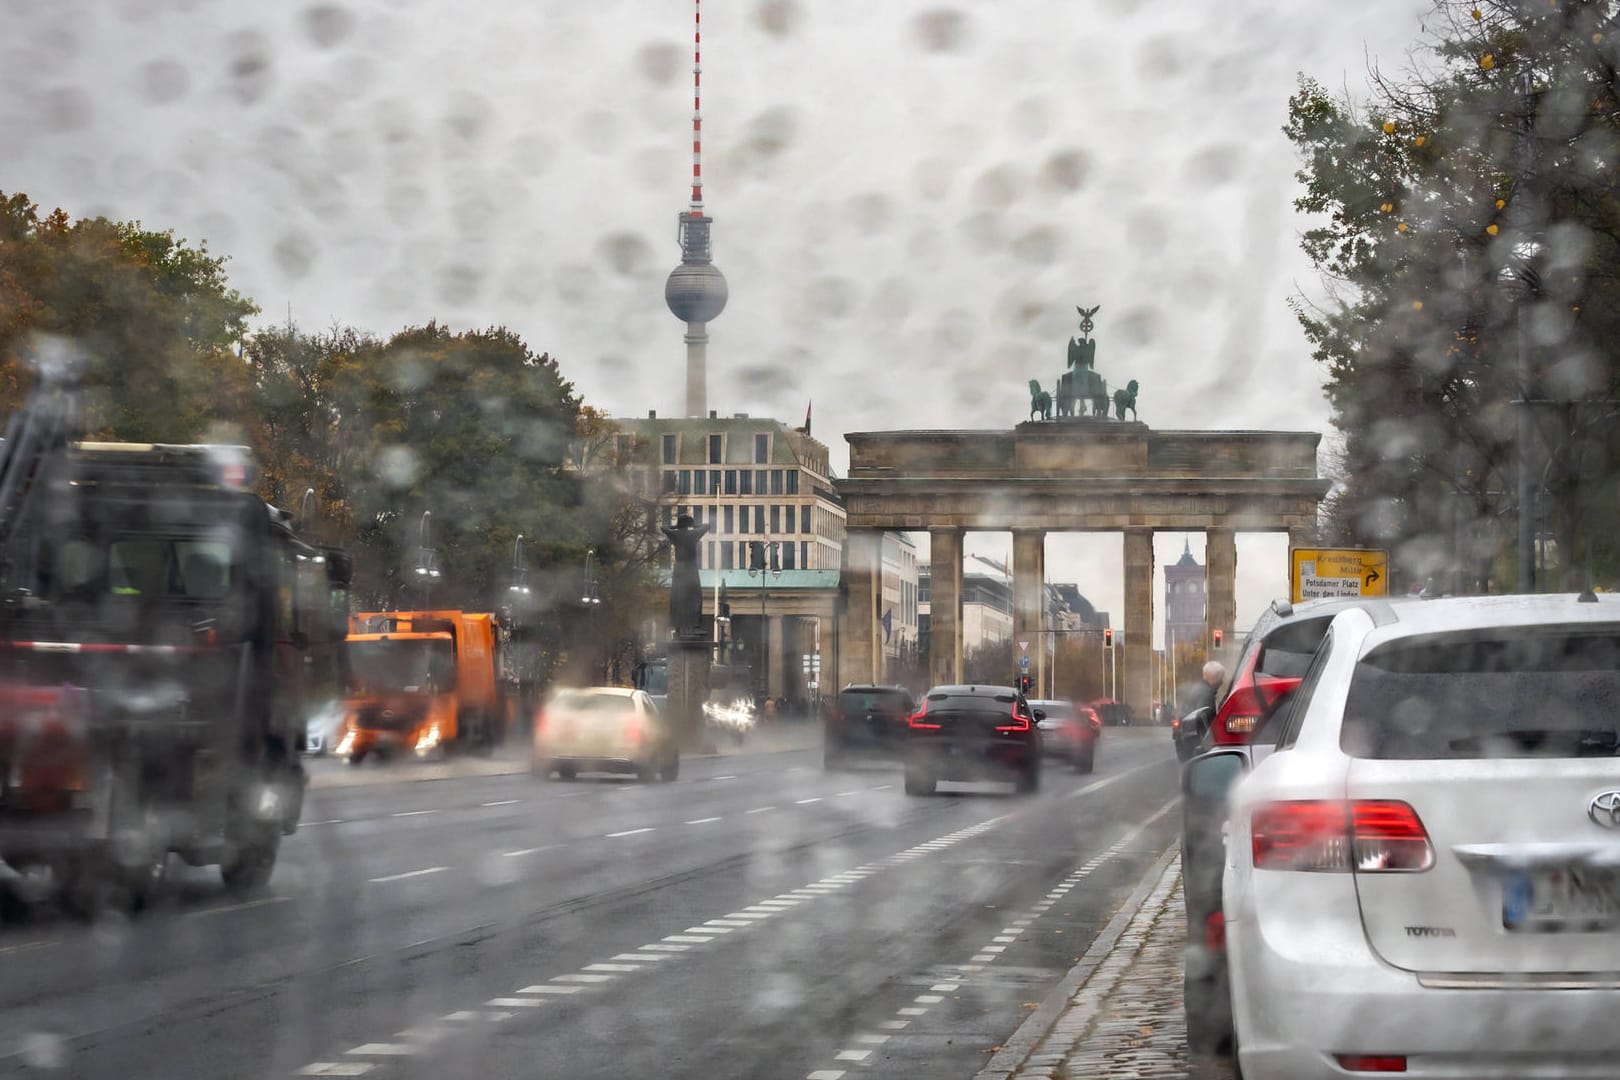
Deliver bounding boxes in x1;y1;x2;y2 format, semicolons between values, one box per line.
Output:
0;369;351;912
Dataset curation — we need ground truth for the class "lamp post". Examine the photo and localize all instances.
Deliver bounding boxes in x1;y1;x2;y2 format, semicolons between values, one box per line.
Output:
748;539;781;704
414;510;442;608
582;548;602;606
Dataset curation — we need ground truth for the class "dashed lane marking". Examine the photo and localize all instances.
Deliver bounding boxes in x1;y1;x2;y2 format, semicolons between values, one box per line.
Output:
481;799;521;807
583;963;641;973
502;845;560;858
296;1066;373;1076
662;935;713;944
517;985;584;995
553;973;615;984
856;1034;890;1045
712;774;737;780
612;952;672;962
835;790;861;797
640;943;693;952
795;797;823;804
835;1049;872;1062
485;997;547;1008
185;895;293;919
346;1045;416;1056
606;827;654;838
808;1072;847;1079
746;805;776;814
302;819;345;826
368;867;447;884
390;809;438;818
685;816;722;824
0;940;57;956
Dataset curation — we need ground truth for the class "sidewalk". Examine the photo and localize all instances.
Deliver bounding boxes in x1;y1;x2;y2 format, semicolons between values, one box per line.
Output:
305;719;823;790
980;853;1233;1080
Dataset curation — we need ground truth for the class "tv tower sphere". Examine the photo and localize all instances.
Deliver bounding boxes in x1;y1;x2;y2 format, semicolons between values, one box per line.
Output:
665;259;728;324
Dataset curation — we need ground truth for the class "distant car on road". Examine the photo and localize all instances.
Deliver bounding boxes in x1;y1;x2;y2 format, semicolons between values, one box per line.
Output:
824;685;917;768
532;687;678;782
1030;698;1099;773
903;684;1040;796
1223;594;1620;1079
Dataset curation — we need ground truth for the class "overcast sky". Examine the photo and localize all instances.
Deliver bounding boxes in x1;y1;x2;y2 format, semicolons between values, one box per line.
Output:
3;0;1435;643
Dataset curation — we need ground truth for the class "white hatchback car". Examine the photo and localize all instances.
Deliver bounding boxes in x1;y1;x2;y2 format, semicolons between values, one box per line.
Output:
1224;594;1620;1079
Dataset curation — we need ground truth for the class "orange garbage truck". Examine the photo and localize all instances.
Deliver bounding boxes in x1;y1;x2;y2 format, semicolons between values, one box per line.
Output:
335;611;509;763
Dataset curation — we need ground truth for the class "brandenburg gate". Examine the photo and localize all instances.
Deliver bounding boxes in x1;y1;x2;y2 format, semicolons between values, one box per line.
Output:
834;421;1330;717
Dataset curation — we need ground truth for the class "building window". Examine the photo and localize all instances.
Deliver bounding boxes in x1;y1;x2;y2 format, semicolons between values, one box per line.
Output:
801;541;810;568
754;433;769;463
739;470;753;496
783;505;795;533
723;505;734;534
757;469;769;493
710;469;721;494
725;469;737;495
708;434;723;464
771;469;784;495
786;471;799;495
782;543;796;570
677;470;692;495
662;433;677;465
770;505;781;534
755;506;766;533
721;543;734;570
694;470;707;496
616;434;634;463
661;470;677;494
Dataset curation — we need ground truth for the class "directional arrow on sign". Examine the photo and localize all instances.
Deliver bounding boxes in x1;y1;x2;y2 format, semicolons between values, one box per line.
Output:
1365;569;1381;586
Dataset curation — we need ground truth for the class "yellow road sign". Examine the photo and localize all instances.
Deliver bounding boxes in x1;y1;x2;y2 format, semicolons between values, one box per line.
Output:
1290;548;1389;603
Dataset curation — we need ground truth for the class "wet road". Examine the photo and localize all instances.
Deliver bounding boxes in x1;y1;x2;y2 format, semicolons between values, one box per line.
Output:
0;729;1180;1079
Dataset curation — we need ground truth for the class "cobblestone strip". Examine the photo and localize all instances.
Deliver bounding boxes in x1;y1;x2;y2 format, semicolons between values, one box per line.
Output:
1010;855;1198;1080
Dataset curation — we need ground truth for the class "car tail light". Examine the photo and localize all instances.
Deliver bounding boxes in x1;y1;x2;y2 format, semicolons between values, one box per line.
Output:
1251;800;1433;872
1336;1056;1407;1073
1084;708;1102;732
1212;671;1300;745
908;701;939;730
1204;910;1225;952
532;708;546;736
996;705;1030;733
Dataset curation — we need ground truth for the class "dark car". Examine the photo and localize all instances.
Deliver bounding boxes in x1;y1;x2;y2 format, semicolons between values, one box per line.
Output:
902;684;1041;796
824;685;917;768
1030;698;1100;773
1180;595;1407;1057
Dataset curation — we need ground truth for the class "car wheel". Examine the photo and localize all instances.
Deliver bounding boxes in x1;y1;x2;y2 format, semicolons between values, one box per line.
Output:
1015;762;1040;795
346;750;367;767
658;751;680;782
556;763;578;782
903;765;935;796
220;829;281;897
1184;969;1234;1058
636;763;657;783
1075;745;1095;774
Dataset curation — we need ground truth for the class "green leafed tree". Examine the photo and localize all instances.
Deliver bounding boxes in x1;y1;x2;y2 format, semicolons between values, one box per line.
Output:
0;191;258;440
1288;0;1620;591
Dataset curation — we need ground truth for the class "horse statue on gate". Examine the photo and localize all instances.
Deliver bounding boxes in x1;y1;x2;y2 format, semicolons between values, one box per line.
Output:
1113;379;1140;422
1055;372;1077;418
1028;379;1053;421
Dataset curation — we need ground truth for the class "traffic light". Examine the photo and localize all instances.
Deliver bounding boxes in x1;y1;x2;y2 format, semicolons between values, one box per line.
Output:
1212;628;1224;648
1018;673;1033;694
1103;627;1113;648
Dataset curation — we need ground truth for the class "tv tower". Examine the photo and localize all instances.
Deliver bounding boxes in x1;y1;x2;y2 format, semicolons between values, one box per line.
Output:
664;0;728;418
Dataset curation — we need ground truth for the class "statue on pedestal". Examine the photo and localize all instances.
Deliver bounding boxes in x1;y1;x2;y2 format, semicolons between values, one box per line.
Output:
662;513;710;641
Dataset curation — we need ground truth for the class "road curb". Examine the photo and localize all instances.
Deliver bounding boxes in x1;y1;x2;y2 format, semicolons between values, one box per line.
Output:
973;841;1179;1080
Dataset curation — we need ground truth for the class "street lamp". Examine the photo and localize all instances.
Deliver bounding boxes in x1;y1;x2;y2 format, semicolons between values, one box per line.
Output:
582;547;602;606
414;510;442;608
747;539;781;704
508;533;531;599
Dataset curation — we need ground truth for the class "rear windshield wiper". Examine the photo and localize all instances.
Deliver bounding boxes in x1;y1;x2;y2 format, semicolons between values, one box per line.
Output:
1447;729;1620;756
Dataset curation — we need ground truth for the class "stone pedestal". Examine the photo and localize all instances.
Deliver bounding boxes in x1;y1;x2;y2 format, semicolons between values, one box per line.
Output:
929;529;964;688
1205;527;1237;647
1013;530;1046;695
666;639;712;751
1123;529;1155;721
840;529;884;688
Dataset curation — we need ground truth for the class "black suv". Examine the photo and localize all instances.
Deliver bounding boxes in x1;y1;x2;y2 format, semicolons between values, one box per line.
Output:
902;684;1040;795
824;685;917;768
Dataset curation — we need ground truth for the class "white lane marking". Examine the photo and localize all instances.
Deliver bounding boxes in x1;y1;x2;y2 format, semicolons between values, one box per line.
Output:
502;845;561;858
391;809;438;818
685;816;722;825
613;953;672;962
639;943;692;952
185;895;293;919
481;799;521;807
722;912;772;920
486;997;547;1007
442;1011;484;1022
915;994;944;1003
303;819;346;826
808;1072;847;1080
712;774;737;780
347;1045;416;1056
879;1020;909;1030
898;1007;927;1016
835;1050;871;1062
0;940;57;956
746;805;776;814
663;935;713;943
297;1066;373;1077
606;827;654;838
835;790;860;797
972;953;995;962
369;866;447;884
583;963;641;972
795;797;823;804
993;935;1017;943
932;983;961;992
518;985;584;995
694;924;738;933
856;1034;890;1045
554;973;615;983
870;784;892;790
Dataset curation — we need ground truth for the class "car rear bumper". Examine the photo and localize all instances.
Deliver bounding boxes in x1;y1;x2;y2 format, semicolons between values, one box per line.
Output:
904;736;1036;778
1231;912;1620;1078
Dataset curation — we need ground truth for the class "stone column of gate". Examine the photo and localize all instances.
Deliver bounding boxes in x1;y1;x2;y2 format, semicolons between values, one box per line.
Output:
1206;527;1237;650
1012;530;1046;695
1123;529;1156;720
841;529;884;687
929;528;964;688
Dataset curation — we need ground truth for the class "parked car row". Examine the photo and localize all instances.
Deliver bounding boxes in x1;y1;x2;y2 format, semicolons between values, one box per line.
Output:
1180;592;1620;1080
823;683;1100;795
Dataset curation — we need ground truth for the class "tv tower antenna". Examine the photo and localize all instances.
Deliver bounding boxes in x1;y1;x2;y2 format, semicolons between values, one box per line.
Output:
665;0;728;418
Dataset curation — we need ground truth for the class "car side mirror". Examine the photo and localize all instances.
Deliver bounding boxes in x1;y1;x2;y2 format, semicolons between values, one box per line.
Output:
1182;748;1247;801
1184;705;1214;740
1033;709;1047;722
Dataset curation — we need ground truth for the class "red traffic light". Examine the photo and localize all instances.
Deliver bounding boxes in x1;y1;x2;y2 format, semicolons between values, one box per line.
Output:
1212;628;1224;648
1103;628;1113;647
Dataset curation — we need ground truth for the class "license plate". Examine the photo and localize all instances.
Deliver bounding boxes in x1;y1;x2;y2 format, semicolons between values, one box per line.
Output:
1503;866;1620;931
